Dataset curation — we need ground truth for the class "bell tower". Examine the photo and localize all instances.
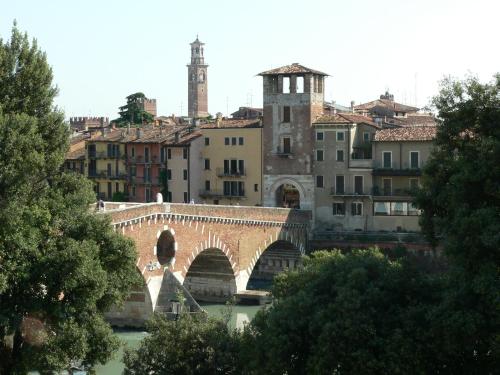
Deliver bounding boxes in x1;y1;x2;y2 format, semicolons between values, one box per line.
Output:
187;36;208;118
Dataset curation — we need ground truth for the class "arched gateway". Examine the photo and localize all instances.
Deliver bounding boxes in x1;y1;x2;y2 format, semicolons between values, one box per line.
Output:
103;202;310;326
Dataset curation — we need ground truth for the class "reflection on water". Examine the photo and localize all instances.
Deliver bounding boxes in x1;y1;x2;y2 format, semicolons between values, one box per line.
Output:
95;304;264;374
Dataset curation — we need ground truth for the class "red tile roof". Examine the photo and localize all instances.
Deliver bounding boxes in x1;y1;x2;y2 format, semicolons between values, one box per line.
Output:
313;113;380;128
374;126;437;142
200;119;262;129
355;99;419;113
259;63;328;76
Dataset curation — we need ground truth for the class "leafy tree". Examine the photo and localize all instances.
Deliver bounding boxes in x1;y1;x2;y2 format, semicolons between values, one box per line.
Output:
0;23;142;373
112;92;154;126
240;249;444;375
123;312;241;374
414;75;500;373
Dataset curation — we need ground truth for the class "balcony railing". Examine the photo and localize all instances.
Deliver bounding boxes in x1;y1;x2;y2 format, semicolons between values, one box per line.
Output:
371;186;416;197
87;170;127;179
330;187;370;197
216;167;246;177
372;160;421;176
199;190;246;199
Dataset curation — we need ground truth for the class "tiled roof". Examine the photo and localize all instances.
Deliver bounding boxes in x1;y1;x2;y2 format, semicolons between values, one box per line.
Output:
88;125;201;144
200;119;262;129
66;147;86;160
355;99;419;113
259;63;328;76
313;113;380;128
374;126;437;142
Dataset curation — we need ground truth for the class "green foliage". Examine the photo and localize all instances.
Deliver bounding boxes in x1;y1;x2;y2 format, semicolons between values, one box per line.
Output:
414;75;500;373
111;191;127;202
123;312;241;374
0;23;142;373
112;92;154;126
240;249;444;374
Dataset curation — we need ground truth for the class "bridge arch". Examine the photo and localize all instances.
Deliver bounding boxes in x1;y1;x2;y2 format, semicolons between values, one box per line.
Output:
156;228;177;265
183;247;237;303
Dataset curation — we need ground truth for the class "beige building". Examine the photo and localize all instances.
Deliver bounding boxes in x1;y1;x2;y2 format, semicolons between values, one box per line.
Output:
371;126;436;232
199;119;263;206
313;113;380;231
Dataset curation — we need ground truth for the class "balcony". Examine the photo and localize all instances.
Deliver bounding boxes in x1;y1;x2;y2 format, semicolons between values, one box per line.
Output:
371;186;416;199
89;151;121;159
199;190;246;199
129;155;160;164
372;160;421;176
216;167;246;178
87;170;127;180
330;187;370;197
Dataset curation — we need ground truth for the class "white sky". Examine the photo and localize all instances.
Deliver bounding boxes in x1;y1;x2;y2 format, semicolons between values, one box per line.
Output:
1;0;499;119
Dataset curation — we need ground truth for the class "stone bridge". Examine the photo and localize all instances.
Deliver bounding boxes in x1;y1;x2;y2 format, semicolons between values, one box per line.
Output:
103;202;311;326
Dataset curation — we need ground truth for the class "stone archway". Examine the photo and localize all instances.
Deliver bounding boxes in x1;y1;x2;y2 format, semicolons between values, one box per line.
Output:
156;230;176;265
246;240;302;290
183;248;237;303
266;177;311;210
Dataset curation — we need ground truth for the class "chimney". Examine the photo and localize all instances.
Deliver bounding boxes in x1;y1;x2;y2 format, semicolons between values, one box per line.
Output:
350;100;355;113
136;127;142;139
126;123;131;135
101;126;106;137
216;112;223;128
174;131;180;143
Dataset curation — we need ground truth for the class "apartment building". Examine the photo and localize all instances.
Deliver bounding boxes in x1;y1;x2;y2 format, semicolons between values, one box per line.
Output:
199;118;262;206
313;113;380;231
371;126;436;231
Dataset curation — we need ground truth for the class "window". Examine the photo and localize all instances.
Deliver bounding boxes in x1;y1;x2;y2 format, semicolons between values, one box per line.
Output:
183;169;188;180
316;175;324;188
409;178;419;191
183;192;188;203
167;148;172;159
354;176;363;195
283;106;290;122
223;181;244;196
316;150;324;161
107;163;112;177
115;183;119;193
296;76;304;93
131;147;135;158
383;178;392;195
254;183;258;192
408;203;419;216
224;137;230;145
204;137;210;146
374;202;390;216
160;147;165;162
204;159;210;170
131;186;136;197
333;202;345;216
335;175;345;194
316;131;324;141
231;137;237;146
383;151;392;168
239;137;244;145
238;160;245;174
391;202;408;216
336;131;345;142
145;147;150;163
282;137;291;154
144;166;151;182
166;191;172;202
283;77;290;94
183;148;188;159
351;202;363;216
107;143;113;157
363;132;370;142
145;188;151;202
205;180;211;191
107;182;112;200
167;169;172;180
336;149;344;162
130;165;136;176
410;151;419;169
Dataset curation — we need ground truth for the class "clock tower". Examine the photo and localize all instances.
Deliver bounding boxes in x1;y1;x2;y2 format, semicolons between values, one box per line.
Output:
187;36;208;118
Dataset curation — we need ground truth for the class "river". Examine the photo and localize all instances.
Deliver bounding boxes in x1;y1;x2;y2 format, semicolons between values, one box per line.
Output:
94;304;263;374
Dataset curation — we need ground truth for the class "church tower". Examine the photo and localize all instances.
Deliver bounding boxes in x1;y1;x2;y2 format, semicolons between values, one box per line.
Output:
187;36;208;118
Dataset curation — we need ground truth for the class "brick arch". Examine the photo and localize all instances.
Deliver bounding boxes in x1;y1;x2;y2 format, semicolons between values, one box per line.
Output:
242;228;303;285
269;177;307;204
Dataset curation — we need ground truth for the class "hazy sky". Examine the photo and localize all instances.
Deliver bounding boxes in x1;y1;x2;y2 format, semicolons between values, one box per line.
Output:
1;0;499;119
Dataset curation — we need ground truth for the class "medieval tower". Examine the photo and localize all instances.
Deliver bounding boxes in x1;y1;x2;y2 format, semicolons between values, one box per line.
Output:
187;36;208;118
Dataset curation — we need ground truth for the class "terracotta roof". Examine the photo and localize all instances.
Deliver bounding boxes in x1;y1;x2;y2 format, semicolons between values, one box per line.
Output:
66;147;86;160
355;99;419;113
374;126;437;142
259;63;328;76
313;113;380;128
200;119;262;129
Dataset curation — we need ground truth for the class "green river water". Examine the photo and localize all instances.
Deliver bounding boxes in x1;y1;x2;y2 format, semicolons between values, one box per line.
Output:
94;304;263;374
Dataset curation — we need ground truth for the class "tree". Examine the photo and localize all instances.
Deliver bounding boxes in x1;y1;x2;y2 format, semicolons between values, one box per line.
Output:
0;23;142;373
123;311;241;374
112;92;154;126
414;75;500;372
239;249;444;375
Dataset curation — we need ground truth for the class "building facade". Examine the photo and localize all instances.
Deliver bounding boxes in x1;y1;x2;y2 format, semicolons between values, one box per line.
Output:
187;37;208;118
199;119;263;206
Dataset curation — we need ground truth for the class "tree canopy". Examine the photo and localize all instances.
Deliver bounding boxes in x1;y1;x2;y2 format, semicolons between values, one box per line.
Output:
0;23;141;374
112;92;154;126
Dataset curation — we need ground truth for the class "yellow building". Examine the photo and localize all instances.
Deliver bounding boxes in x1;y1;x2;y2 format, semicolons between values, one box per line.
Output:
199;119;263;206
85;129;128;200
